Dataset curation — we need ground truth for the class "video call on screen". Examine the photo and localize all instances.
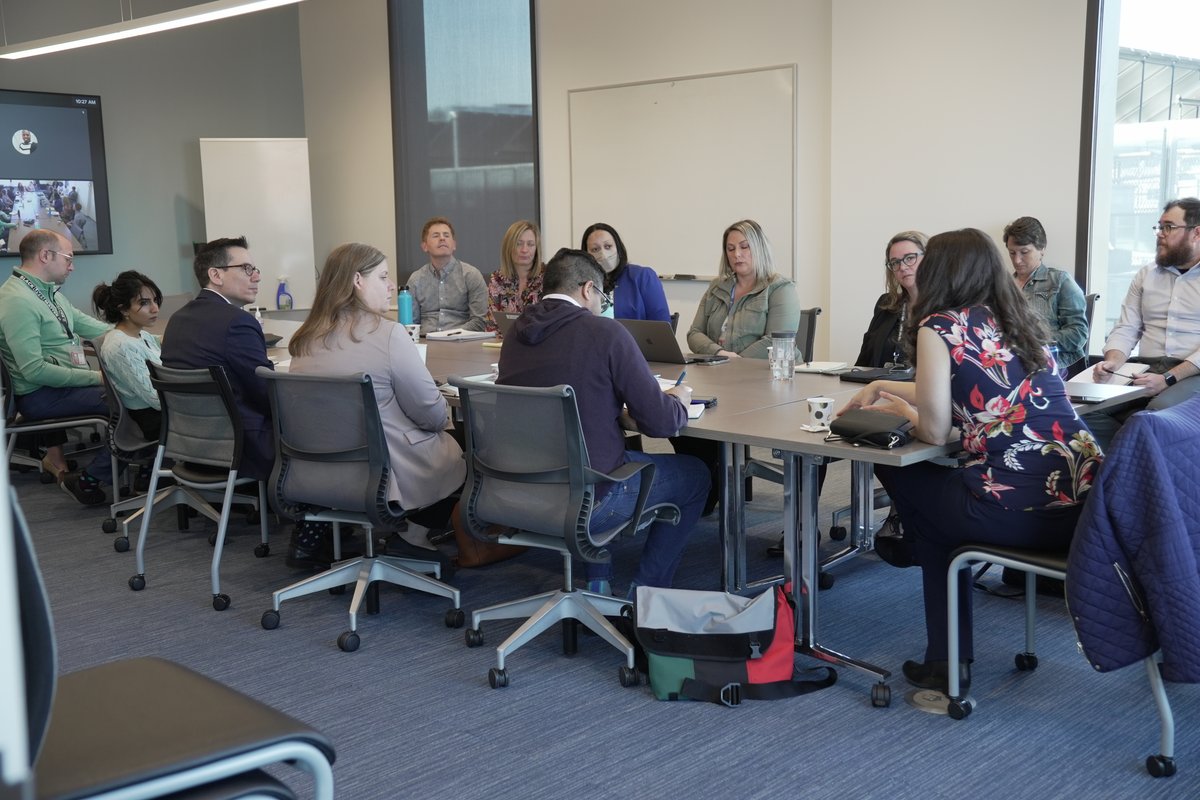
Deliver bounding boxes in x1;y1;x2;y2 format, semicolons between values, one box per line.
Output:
0;101;95;179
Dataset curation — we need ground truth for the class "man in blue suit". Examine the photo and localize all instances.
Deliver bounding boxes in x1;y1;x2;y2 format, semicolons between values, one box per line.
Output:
161;236;274;482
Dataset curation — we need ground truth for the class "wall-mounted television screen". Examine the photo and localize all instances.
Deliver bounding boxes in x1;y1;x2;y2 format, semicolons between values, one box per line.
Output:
0;88;112;256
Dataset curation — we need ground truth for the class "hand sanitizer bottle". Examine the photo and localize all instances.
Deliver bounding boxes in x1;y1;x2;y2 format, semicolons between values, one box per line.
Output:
276;277;294;311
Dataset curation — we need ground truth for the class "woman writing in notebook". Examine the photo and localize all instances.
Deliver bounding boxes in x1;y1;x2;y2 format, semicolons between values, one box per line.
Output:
580;222;671;322
485;219;544;333
856;231;927;369
686;219;799;359
839;228;1102;693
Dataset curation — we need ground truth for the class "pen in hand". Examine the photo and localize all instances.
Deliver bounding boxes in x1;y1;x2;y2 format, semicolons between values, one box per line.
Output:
1102;366;1139;380
674;369;687;386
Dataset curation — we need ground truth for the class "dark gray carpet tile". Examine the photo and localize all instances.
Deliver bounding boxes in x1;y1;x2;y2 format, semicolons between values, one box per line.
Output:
9;454;1198;799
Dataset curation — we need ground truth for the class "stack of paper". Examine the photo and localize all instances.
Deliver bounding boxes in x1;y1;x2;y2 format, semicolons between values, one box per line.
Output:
793;361;847;373
426;328;496;341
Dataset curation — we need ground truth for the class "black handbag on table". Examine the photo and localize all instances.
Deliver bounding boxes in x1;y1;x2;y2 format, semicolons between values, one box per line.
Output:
828;408;914;449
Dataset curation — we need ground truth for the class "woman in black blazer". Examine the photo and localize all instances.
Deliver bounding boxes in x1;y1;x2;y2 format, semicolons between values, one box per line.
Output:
856;231;928;368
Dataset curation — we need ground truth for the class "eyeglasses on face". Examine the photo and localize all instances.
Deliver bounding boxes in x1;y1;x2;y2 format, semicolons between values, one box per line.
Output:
1152;223;1197;236
577;280;613;312
44;249;74;264
885;251;922;271
216;263;261;277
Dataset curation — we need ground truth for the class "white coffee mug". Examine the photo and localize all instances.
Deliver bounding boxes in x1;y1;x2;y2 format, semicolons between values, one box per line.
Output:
404;323;421;340
807;396;835;431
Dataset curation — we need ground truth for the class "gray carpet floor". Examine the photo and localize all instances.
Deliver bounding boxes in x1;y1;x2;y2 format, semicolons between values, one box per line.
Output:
12;444;1198;799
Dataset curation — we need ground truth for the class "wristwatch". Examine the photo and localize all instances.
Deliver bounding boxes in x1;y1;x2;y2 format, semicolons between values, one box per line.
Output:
1164;372;1178;387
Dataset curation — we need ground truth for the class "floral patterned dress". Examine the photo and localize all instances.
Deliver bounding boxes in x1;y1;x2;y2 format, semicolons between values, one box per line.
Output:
485;271;543;332
925;305;1102;511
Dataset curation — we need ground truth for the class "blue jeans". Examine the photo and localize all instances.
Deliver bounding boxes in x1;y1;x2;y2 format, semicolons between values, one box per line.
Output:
584;450;710;590
15;385;113;482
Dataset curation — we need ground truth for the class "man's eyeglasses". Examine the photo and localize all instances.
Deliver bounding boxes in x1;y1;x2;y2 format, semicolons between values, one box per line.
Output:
885;252;922;271
44;249;74;264
216;263;261;277
1152;223;1197;236
579;280;613;313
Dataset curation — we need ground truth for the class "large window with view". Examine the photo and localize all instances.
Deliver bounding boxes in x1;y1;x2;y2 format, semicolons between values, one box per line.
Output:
1088;1;1200;352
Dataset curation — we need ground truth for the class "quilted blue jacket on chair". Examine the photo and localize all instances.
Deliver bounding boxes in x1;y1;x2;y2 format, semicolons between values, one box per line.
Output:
1066;394;1200;683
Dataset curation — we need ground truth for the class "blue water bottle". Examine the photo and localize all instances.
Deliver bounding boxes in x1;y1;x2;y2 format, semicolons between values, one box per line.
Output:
397;285;414;325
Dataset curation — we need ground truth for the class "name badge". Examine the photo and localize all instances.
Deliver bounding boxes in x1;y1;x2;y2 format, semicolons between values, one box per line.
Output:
68;340;87;367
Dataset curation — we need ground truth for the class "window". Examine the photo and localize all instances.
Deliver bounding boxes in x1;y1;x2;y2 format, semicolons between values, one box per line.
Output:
388;0;538;281
1085;0;1200;353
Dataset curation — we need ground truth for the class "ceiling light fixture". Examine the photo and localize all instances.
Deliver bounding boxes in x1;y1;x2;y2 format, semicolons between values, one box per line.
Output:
0;0;305;60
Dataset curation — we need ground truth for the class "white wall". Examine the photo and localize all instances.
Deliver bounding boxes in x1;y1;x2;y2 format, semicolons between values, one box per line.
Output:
537;0;1088;361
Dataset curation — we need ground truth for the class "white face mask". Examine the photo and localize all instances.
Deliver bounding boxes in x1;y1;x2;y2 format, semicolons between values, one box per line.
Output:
597;249;620;273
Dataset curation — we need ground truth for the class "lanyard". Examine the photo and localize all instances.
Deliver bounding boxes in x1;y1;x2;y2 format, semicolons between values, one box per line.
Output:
12;270;73;340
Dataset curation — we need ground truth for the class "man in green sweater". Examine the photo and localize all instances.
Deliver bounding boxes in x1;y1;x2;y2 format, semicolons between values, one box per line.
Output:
0;229;111;504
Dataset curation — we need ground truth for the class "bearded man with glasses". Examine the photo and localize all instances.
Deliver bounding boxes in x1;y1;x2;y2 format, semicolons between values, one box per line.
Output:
1085;197;1200;448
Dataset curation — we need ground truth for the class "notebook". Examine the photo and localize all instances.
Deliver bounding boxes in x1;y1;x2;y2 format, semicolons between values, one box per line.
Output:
618;319;729;365
839;366;915;384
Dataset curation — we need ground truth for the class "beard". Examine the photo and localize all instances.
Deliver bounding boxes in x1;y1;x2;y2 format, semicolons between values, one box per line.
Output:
1156;236;1199;269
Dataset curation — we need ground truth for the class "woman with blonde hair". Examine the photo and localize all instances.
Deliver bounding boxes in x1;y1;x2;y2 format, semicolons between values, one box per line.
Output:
856;230;928;368
686;219;800;358
485;219;543;332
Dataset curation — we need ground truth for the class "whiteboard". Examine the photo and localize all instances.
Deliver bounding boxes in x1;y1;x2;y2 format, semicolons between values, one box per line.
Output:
569;66;795;281
199;138;316;308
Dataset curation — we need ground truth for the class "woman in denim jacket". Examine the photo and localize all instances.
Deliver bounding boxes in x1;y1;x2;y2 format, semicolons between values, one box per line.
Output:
1004;216;1088;375
687;219;800;359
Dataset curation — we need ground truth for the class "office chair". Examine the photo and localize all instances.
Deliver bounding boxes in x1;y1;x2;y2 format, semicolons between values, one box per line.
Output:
669;311;680;333
1066;292;1100;377
945;399;1192;778
2;478;336;799
2;356;108;485
128;363;270;611
258;369;462;652
89;333;160;539
451;377;680;689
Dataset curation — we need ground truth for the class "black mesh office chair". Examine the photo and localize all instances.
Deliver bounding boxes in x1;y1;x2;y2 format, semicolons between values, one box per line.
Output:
127;363;270;611
2;356;108;485
258;369;462;652
452;377;680;689
89;333;159;539
2;479;336;799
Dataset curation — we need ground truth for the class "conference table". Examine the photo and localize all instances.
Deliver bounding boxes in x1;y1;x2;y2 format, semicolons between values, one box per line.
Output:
422;336;1143;706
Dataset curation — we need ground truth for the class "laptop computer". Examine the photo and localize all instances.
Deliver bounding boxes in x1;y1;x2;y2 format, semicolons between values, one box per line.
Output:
617;319;728;364
839;366;915;384
494;312;520;339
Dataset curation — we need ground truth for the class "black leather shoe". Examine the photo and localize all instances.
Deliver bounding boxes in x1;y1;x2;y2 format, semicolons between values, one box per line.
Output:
902;659;971;693
285;526;362;571
872;514;914;568
425;526;455;546
383;535;455;580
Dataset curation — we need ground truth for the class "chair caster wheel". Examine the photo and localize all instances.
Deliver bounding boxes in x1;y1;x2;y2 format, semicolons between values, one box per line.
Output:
1015;652;1038;671
1146;754;1176;777
489;667;508;688
829;525;847;541
871;682;891;707
338;631;360;652
328;585;347;596
212;593;231;611
261;610;280;630
445;608;465;628
465;628;484;647
114;536;129;553
128;574;146;591
947;697;973;720
253;543;269;558
619;665;640;687
818;571;835;590
102;518;117;533
40;471;56;484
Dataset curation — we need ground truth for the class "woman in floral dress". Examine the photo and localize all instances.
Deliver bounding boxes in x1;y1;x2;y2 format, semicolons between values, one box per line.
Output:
839;228;1103;693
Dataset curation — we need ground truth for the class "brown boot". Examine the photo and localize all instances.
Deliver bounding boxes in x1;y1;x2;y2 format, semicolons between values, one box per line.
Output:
451;503;528;568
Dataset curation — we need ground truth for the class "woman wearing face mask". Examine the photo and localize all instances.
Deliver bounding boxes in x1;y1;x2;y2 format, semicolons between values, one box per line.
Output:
857;231;928;368
580;222;671;321
486;219;544;332
1003;216;1088;376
